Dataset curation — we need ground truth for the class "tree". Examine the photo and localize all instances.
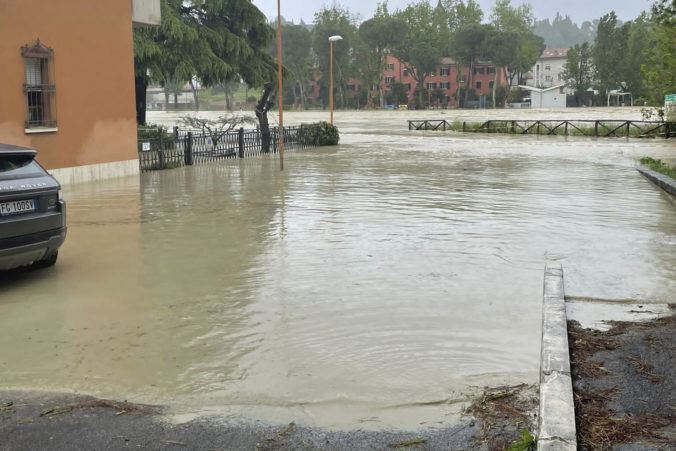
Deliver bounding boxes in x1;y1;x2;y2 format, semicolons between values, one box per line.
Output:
443;0;483;32
255;83;276;153
358;4;407;108
642;0;676;105
487;0;535;107
593;11;631;99
271;24;312;109
385;82;410;106
562;42;595;106
625;13;652;101
450;24;493;106
133;0;277;124
482;31;517;106
179;114;255;148
392;1;445;109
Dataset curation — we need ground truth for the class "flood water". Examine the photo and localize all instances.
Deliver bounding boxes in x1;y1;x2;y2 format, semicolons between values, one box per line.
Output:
1;110;675;430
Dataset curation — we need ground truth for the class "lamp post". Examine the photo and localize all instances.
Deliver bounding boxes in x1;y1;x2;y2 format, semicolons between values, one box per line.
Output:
328;35;342;125
277;0;284;170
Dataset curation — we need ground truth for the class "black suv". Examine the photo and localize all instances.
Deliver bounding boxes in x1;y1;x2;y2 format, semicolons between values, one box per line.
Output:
0;143;66;270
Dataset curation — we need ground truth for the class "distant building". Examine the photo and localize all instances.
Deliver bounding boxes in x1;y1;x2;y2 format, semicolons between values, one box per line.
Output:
331;54;507;109
519;85;567;108
525;48;571;95
0;0;160;184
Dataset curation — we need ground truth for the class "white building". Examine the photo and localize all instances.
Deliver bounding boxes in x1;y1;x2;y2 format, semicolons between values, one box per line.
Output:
519;85;567;108
525;48;571;94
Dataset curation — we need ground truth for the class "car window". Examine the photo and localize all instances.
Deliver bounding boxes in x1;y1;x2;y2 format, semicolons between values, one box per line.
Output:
0;155;45;180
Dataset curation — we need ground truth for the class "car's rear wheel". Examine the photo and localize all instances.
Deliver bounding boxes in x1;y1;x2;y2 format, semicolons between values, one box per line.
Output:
33;251;58;269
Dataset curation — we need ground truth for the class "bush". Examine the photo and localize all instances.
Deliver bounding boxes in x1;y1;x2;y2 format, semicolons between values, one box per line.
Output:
137;124;175;150
297;121;339;146
246;96;257;103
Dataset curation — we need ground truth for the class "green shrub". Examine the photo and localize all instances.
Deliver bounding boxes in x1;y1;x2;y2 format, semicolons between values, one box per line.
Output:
297;121;339;146
137;124;175;150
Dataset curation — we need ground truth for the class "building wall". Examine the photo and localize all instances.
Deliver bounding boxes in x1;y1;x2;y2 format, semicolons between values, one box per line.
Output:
363;54;507;108
531;89;566;108
0;0;138;170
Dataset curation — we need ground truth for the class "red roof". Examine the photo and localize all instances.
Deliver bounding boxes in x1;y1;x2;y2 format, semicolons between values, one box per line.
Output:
540;48;569;59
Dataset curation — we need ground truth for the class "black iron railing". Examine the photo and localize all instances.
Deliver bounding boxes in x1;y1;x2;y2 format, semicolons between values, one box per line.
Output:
138;126;309;172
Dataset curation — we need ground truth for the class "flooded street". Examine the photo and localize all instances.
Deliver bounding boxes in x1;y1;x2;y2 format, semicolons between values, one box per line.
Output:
1;110;675;430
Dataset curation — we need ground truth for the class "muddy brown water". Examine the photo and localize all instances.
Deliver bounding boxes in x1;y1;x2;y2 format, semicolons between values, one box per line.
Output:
1;110;674;429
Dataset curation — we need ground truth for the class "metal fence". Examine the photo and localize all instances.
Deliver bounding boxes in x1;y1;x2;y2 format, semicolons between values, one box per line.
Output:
138;126;309;172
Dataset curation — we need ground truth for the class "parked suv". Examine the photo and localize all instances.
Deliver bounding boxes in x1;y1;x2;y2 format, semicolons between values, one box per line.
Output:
0;143;66;270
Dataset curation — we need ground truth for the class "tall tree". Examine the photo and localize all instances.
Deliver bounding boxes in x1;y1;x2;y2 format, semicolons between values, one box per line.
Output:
642;0;676;105
562;42;595;106
450;24;493;106
133;0;277;124
392;1;445;109
271;24;312;109
358;4;407;108
593;11;631;99
624;13;652;101
312;5;358;109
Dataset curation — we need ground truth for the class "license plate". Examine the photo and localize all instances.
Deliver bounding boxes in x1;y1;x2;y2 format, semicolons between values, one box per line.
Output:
0;199;36;216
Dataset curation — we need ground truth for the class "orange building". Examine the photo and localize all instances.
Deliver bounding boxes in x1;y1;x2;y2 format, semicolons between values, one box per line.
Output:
0;0;159;184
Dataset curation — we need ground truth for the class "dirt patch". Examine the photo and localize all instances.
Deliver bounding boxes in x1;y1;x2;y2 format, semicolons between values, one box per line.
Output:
465;383;538;450
568;316;676;450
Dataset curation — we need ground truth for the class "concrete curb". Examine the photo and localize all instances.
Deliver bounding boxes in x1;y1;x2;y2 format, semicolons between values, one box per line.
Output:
637;166;676;197
538;263;576;450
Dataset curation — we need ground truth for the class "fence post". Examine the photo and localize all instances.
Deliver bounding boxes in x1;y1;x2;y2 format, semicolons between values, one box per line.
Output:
173;126;179;140
443;120;446;131
511;121;515;134
594;121;599;136
626;122;630;137
462;121;466;132
184;132;193;166
238;127;244;158
158;134;165;169
564;121;568;136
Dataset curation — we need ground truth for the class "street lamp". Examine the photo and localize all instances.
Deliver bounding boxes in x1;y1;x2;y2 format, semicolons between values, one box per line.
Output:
328;35;342;125
277;0;284;170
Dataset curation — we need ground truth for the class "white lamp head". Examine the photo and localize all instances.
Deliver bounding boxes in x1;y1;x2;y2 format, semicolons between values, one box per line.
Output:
328;35;343;42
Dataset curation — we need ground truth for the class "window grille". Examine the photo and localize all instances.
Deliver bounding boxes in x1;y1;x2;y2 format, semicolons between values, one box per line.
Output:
21;39;56;130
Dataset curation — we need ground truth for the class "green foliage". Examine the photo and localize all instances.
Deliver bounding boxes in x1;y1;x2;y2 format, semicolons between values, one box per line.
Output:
271;24;313;108
562;42;595;106
133;0;277;122
507;430;536;451
298;122;340;146
593;12;631;96
137;124;175;150
311;5;358;109
642;0;676;105
385;82;410;106
391;1;445;107
639;157;676;179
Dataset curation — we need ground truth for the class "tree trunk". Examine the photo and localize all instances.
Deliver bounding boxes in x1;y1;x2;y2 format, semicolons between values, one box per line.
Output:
135;75;148;125
299;80;306;110
379;86;384;109
189;79;199;111
163;88;170;108
464;61;473;108
293;80;300;109
255;83;275;153
492;69;499;108
503;67;511;107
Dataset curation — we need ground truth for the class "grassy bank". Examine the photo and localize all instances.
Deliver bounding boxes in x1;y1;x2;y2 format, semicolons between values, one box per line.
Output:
639;157;676;179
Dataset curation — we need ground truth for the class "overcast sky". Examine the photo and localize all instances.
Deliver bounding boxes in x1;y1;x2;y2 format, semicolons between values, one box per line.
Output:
252;0;652;26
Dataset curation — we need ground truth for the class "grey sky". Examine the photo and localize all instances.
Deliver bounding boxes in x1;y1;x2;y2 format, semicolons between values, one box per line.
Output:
252;0;652;26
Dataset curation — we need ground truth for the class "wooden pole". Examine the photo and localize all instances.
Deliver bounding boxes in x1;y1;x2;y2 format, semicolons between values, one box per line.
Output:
277;0;284;170
330;41;334;125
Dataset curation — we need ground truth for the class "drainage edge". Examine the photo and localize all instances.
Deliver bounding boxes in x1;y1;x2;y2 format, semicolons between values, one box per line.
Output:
538;263;576;450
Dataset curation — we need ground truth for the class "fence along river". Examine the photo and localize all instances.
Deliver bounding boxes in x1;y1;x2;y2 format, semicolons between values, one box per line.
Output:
0;110;674;430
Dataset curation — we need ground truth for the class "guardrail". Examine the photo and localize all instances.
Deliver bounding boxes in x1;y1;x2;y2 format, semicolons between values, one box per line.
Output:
408;119;674;138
